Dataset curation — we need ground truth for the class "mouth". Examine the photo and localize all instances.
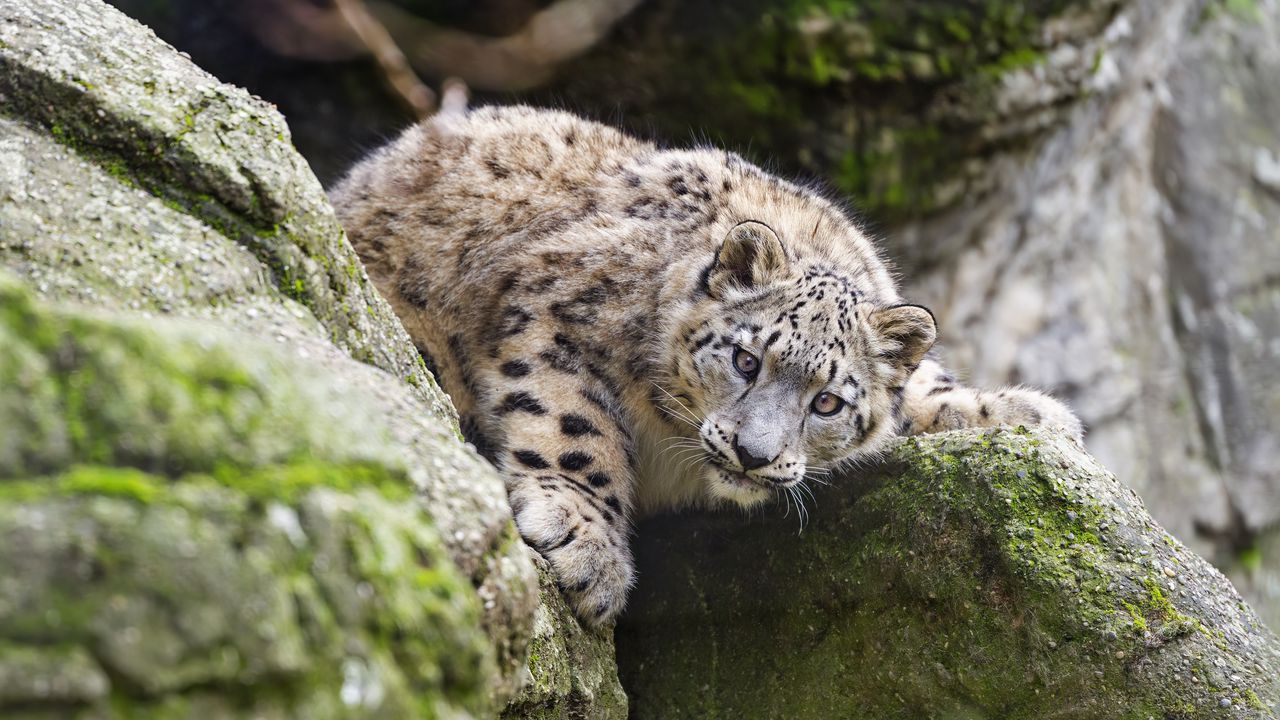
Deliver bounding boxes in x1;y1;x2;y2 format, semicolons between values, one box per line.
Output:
717;466;766;489
706;462;773;508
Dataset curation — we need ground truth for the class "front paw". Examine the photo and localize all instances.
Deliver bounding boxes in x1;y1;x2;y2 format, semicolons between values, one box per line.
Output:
543;532;633;627
994;388;1083;441
510;492;633;626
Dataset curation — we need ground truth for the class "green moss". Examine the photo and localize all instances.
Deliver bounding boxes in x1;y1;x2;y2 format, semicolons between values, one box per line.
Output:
0;480;495;718
0;461;414;509
1203;0;1262;21
1130;577;1200;641
2;56;446;418
208;460;415;503
617;430;1280;718
543;0;1109;220
58;465;163;503
0;276;432;488
501;564;628;719
979;47;1046;76
1240;544;1263;573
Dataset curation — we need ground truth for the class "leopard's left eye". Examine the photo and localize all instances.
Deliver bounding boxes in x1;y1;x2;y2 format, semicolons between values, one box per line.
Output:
733;347;760;379
811;392;845;416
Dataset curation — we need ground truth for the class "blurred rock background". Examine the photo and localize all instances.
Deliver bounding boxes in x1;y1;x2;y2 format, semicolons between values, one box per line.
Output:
107;0;1280;627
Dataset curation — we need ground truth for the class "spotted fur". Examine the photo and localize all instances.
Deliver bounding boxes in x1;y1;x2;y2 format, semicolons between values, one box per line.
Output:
331;106;1082;625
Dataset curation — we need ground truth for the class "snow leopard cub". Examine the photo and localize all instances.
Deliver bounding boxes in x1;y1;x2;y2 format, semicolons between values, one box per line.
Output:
330;105;1081;626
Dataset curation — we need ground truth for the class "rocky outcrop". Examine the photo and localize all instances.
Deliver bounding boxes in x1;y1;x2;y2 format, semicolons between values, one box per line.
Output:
0;1;621;717
2;1;1276;717
618;429;1280;718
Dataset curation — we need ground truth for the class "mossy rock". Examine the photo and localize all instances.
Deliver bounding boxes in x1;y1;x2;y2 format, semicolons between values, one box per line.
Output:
0;274;505;717
0;0;627;714
540;0;1126;220
0;472;491;719
501;556;628;720
0;0;447;421
617;429;1280;718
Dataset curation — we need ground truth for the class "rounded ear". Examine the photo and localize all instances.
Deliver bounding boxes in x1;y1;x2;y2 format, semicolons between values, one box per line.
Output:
870;304;937;371
706;221;789;297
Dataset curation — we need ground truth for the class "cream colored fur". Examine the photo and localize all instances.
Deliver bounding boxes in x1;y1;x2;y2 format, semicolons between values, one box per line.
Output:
331;105;1082;625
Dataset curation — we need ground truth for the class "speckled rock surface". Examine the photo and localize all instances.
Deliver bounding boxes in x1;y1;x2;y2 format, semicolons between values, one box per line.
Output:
0;0;448;421
0;0;627;715
0;274;505;717
501;553;628;720
617;429;1280;718
875;0;1280;632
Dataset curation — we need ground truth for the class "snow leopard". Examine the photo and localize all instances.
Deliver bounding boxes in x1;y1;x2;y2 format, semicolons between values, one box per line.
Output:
330;105;1081;626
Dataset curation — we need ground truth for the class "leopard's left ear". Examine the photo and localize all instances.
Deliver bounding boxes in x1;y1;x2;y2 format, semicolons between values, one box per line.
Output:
706;221;789;297
871;304;937;371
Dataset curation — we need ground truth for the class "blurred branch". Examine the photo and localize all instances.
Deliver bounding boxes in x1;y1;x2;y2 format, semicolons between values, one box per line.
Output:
332;0;436;118
439;77;471;116
237;0;364;61
236;0;644;93
369;0;645;91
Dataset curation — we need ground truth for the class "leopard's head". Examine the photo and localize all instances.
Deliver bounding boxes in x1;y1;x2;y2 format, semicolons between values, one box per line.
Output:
662;221;936;508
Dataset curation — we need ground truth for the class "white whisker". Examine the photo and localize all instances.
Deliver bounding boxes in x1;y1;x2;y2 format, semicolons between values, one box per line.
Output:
650;380;705;429
797;480;817;506
657;404;700;430
670;448;704;469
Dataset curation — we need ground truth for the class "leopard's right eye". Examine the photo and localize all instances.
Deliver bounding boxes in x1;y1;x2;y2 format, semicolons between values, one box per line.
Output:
733;347;760;379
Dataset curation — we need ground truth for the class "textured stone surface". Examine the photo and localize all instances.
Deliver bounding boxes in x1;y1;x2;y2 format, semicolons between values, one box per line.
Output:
544;0;1133;220
617;429;1280;718
888;0;1280;630
6;0;1278;715
0;0;448;421
0;275;499;718
500;555;628;720
0;115;532;641
0;0;625;716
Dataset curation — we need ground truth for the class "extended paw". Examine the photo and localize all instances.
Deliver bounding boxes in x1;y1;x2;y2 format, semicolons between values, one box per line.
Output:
509;487;633;626
988;387;1083;441
906;384;1083;441
542;533;633;626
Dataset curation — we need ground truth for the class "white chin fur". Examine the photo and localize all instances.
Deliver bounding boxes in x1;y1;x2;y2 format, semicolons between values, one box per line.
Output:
705;467;772;508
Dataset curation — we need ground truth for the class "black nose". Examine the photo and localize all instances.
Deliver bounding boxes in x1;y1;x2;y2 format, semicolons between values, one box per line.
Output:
733;438;774;471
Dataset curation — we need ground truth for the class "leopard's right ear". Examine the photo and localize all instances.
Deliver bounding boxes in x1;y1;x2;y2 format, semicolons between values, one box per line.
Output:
870;304;937;372
705;221;789;297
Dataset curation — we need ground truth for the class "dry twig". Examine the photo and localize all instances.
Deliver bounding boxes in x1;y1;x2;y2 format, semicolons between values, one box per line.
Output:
332;0;437;118
369;0;644;91
238;0;642;94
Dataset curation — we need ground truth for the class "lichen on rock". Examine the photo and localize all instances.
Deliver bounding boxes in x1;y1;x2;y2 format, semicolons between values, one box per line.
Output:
2;0;1277;718
0;0;629;714
617;429;1280;718
0;274;500;717
501;553;628;720
544;0;1130;219
0;0;449;421
0;0;608;713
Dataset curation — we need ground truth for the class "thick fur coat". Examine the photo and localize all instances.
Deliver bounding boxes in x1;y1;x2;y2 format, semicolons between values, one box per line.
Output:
331;105;1081;624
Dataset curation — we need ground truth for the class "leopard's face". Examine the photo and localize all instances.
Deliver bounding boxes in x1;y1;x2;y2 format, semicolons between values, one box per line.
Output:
660;223;936;508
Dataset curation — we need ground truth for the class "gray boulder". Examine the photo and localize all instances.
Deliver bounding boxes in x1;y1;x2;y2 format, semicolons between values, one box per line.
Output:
0;0;621;716
618;430;1280;718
